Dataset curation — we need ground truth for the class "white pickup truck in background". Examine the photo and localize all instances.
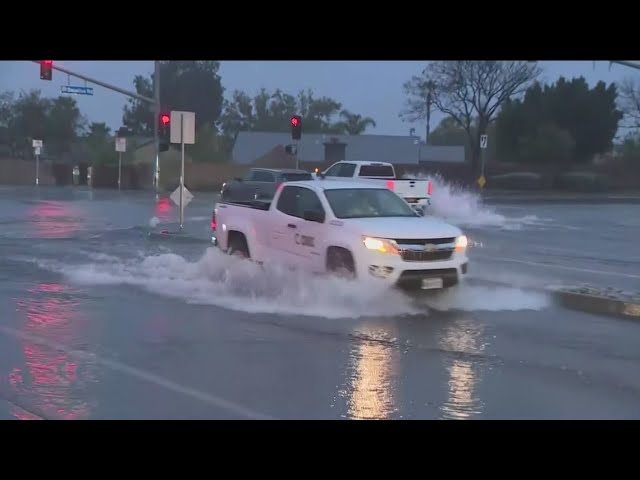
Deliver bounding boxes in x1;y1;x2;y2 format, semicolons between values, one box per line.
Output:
314;161;433;213
213;179;468;291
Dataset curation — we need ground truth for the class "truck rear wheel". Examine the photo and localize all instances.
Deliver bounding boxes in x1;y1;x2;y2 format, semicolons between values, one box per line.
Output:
227;232;250;259
326;248;356;279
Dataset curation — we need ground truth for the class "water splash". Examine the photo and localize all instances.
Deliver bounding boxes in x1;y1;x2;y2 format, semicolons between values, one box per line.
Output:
34;247;551;319
403;172;549;230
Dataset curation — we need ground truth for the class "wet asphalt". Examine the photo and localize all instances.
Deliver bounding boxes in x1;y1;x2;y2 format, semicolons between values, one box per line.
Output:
0;185;639;420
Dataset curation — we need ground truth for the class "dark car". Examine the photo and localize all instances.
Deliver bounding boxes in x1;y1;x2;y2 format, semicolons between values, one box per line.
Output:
212;168;313;233
220;168;313;203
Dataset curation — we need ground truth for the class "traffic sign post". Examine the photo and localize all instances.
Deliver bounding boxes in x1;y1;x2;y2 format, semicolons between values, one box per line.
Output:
169;111;196;230
290;116;302;169
32;139;43;186
115;137;126;190
478;134;488;189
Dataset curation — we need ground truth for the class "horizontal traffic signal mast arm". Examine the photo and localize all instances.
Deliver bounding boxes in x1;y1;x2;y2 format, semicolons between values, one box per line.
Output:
31;60;156;105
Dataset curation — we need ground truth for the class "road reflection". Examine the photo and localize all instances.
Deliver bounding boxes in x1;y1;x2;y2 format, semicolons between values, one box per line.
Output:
439;318;486;420
342;325;399;420
154;196;173;223
27;201;83;239
10;282;97;420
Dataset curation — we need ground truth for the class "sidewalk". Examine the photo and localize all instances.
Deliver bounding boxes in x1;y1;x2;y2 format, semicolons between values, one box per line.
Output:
482;190;640;204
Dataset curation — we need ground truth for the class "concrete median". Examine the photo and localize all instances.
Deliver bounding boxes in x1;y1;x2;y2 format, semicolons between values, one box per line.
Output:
465;277;640;320
555;286;640;320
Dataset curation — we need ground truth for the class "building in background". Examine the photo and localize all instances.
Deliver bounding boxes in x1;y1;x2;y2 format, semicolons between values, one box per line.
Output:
231;132;465;166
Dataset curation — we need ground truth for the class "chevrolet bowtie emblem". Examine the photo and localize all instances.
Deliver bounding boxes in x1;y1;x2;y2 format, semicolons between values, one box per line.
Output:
423;243;437;252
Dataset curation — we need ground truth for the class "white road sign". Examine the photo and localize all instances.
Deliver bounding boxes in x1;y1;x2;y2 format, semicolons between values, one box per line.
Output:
32;139;43;148
115;137;126;152
34;146;41;156
170;185;194;208
170;111;196;145
480;134;488;149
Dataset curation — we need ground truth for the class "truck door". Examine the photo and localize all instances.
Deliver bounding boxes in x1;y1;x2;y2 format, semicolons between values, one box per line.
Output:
290;186;326;272
271;185;302;268
272;186;325;272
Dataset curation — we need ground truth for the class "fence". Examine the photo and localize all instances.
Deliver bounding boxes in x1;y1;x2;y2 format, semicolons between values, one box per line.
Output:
3;156;640;191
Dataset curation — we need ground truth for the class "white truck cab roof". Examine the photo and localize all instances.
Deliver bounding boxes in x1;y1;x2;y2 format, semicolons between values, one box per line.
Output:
287;179;387;191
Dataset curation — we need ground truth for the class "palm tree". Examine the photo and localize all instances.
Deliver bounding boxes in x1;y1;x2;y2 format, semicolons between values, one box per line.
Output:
335;109;377;135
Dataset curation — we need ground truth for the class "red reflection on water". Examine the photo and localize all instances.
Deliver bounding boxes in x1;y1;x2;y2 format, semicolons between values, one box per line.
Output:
156;197;171;213
153;197;173;224
27;202;82;239
10;283;94;420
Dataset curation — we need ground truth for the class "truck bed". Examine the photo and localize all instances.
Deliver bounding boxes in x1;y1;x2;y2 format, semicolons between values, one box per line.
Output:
219;199;272;211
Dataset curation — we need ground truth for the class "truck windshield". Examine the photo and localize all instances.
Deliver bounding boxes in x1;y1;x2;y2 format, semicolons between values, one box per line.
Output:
325;188;417;219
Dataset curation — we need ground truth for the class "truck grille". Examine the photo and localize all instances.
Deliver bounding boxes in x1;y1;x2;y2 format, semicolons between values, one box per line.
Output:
394;237;456;262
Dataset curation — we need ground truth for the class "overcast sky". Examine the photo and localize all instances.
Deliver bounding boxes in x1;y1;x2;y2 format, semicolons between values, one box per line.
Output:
1;61;637;138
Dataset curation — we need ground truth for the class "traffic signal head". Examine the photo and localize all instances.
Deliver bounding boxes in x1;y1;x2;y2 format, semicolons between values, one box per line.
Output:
40;60;53;81
290;115;302;140
158;112;171;152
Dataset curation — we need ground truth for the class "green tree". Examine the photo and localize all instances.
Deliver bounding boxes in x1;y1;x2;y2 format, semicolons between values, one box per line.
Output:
617;132;640;158
516;123;575;165
187;123;232;163
219;88;345;137
334;109;376;135
86;122;111;138
496;77;623;164
0;91;14;127
401;61;541;176
46;96;85;157
428;116;499;163
6;89;51;157
122;61;224;135
429;116;468;147
0;91;15;148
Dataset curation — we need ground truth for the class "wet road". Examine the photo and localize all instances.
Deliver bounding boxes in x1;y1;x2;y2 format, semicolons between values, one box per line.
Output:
0;185;639;420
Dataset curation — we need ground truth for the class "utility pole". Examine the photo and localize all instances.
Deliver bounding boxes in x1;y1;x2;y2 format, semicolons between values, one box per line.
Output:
153;61;161;191
425;81;435;145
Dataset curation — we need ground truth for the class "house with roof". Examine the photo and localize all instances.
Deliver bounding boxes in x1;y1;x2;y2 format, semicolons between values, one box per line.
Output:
231;131;465;166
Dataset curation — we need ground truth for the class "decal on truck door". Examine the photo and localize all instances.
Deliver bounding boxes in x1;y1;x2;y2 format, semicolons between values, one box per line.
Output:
295;233;315;248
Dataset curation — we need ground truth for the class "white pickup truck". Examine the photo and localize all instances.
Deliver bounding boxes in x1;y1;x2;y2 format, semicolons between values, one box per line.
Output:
315;161;433;213
213;179;468;291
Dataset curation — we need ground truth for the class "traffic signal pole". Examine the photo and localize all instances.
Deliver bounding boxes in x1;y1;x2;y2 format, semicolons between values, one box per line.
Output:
153;61;160;191
32;60;155;104
32;60;161;190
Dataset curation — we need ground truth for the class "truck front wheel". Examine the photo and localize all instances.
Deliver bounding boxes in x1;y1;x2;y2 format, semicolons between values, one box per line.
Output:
326;247;356;279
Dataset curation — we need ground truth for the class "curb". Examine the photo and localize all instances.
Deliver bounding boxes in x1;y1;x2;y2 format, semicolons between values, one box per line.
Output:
464;277;640;320
147;230;214;245
483;196;640;205
555;289;640;320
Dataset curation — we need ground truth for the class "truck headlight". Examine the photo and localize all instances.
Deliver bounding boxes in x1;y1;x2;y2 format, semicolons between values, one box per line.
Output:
455;235;468;252
362;236;399;254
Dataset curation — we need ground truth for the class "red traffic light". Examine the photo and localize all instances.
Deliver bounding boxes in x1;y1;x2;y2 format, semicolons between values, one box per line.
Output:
40;60;53;81
290;116;300;127
160;114;170;125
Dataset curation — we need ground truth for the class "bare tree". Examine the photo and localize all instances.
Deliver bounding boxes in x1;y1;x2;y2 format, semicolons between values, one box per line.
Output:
401;61;542;176
618;77;640;130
